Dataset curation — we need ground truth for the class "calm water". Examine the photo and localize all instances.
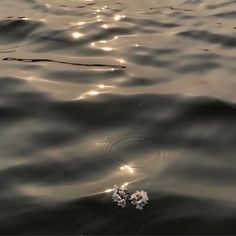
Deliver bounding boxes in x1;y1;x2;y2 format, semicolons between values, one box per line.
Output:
0;0;236;234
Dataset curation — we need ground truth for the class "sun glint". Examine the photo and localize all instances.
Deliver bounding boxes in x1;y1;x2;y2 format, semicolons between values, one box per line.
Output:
120;165;135;174
72;32;83;39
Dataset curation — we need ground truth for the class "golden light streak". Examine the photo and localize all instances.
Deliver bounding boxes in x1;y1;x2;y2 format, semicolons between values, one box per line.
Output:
120;165;135;174
102;47;112;51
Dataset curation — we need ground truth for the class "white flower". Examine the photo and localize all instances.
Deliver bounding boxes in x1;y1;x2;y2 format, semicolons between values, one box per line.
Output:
130;192;139;205
112;186;149;210
140;190;149;203
112;185;130;208
112;191;121;202
130;190;149;210
117;199;126;208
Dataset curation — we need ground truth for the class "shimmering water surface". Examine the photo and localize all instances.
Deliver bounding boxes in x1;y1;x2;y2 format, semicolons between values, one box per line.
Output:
0;0;236;234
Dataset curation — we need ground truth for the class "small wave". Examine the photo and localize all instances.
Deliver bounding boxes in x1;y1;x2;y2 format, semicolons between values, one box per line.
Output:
0;19;43;43
178;30;236;47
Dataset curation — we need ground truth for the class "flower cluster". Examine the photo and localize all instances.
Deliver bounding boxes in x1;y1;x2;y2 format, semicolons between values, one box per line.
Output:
112;185;129;208
130;190;149;210
112;185;149;210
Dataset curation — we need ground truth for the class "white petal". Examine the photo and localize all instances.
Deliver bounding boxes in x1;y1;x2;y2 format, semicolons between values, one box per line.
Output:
112;193;121;202
118;199;126;208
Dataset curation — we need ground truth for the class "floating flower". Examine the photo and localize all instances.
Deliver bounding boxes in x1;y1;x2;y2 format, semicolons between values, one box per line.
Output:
130;190;149;210
117;199;126;208
112;186;149;210
112;191;121;202
112;185;130;208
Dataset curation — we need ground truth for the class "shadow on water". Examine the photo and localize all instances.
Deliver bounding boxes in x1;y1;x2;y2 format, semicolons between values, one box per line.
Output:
0;19;43;43
1;192;236;235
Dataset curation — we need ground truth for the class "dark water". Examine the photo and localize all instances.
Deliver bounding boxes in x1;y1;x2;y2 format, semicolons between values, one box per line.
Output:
0;0;236;234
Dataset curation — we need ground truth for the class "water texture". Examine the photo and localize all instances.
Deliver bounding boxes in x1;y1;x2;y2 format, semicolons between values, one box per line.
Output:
0;0;236;234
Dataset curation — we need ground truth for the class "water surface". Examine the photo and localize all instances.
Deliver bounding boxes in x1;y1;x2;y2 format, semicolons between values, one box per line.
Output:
0;0;236;234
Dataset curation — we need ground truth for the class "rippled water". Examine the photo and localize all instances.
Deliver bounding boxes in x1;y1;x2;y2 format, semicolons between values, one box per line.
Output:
0;0;236;234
